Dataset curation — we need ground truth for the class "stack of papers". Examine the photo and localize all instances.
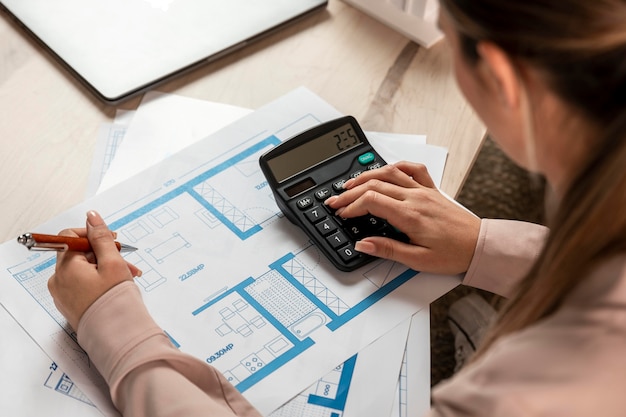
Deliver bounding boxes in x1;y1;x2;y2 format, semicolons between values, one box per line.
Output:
0;88;459;417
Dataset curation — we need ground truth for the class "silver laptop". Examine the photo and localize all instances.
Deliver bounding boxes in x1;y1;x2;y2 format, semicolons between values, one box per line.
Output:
0;0;327;103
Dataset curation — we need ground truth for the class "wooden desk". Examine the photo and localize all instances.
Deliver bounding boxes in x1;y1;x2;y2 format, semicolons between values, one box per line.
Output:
0;0;484;244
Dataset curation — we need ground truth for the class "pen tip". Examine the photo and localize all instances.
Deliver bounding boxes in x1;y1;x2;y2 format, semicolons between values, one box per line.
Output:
120;243;138;253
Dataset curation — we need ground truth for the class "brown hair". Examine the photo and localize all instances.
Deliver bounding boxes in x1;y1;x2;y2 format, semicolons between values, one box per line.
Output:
439;0;626;356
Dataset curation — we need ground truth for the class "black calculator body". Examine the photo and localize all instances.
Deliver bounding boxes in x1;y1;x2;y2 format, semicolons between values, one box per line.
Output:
259;116;408;272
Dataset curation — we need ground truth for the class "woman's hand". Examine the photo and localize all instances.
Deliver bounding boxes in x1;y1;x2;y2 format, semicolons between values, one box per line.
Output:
325;161;481;275
48;211;141;330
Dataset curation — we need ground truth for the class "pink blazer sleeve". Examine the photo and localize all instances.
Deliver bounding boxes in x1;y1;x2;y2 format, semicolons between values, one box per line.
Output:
463;219;548;298
77;281;262;417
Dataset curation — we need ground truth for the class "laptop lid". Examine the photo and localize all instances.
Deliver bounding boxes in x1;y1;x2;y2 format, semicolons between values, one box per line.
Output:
0;0;327;103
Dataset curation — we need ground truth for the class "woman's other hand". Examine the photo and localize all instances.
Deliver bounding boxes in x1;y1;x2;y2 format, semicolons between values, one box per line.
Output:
325;162;481;274
48;210;141;330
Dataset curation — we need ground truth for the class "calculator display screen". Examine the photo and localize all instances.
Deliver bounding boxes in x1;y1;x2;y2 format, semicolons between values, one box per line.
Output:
267;123;363;182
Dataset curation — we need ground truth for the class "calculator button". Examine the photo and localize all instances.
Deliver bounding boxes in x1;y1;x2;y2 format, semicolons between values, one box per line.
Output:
316;219;338;236
344;221;367;240
337;244;359;262
350;170;363;178
367;162;383;170
365;215;383;228
314;188;331;200
332;179;347;192
304;206;326;223
326;230;349;249
296;196;314;210
373;217;390;231
343;215;385;239
358;152;375;165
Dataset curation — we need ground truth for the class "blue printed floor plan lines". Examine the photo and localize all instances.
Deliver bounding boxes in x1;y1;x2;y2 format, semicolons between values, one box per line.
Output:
269;355;357;417
187;248;416;392
44;362;95;407
0;90;445;415
4;128;418;396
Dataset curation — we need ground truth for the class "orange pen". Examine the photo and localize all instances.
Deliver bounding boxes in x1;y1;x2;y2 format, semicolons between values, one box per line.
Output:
17;233;137;253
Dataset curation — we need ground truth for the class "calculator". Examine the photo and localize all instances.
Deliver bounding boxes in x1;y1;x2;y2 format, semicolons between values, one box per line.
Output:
259;116;408;271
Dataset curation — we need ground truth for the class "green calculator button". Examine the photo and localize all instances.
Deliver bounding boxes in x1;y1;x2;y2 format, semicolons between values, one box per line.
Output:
358;152;375;165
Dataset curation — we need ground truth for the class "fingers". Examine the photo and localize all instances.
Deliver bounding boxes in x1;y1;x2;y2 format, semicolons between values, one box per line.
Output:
343;163;422;191
341;162;434;190
59;227;85;237
126;261;143;278
393;161;436;188
326;177;422;220
354;237;410;265
354;236;460;274
332;187;407;220
325;163;435;217
56;211;138;275
354;237;433;271
86;211;141;279
59;227;116;240
56;227;89;267
86;210;123;266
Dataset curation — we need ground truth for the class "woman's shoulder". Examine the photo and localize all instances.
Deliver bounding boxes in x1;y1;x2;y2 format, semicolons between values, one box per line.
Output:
431;254;626;417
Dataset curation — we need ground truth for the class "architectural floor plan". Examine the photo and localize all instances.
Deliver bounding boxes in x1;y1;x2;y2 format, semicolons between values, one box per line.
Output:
0;88;458;415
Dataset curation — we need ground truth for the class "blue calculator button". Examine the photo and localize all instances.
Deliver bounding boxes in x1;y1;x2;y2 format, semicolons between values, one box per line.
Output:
358;152;375;165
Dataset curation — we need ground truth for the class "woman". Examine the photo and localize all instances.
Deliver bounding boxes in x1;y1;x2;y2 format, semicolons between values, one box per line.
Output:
49;0;626;415
327;1;626;414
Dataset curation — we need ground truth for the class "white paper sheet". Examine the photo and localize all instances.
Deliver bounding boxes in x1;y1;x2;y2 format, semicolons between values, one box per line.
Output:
390;309;432;417
0;87;460;416
83;92;442;417
271;316;411;417
343;310;430;417
97;91;252;193
88;92;442;417
0;304;101;416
